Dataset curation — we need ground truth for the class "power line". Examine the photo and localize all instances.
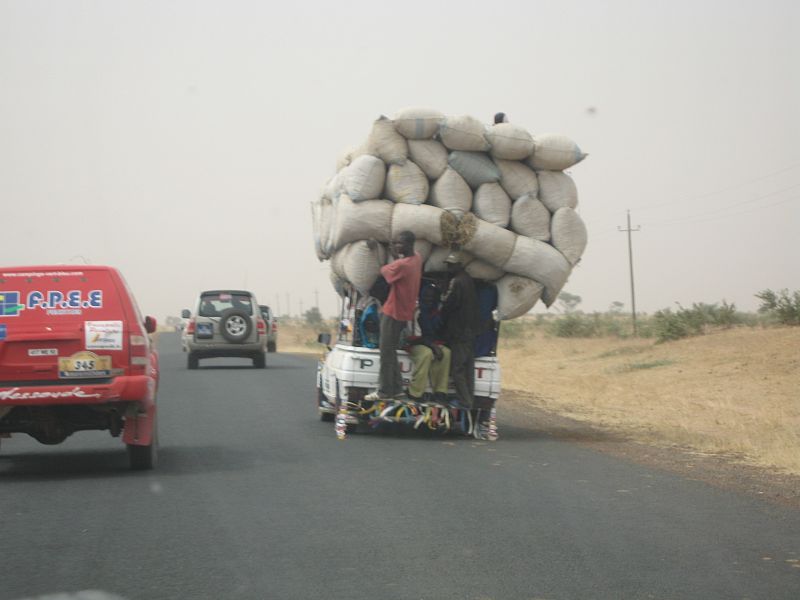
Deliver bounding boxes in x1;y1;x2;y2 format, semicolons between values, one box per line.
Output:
583;160;800;228
642;182;800;227
618;210;640;336
635;160;800;215
644;192;800;229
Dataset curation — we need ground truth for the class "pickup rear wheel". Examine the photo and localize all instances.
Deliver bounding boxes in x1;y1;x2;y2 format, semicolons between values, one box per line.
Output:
267;341;277;353
187;353;199;369
318;383;335;421
127;421;158;471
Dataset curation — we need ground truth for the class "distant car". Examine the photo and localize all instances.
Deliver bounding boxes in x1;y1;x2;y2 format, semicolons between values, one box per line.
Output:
0;264;160;469
259;305;278;353
182;290;267;369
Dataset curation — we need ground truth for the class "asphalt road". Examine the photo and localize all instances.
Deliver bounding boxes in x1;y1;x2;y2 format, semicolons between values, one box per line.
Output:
1;333;798;600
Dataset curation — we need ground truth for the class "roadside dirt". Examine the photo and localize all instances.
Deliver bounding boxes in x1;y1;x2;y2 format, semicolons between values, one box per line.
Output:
502;389;800;510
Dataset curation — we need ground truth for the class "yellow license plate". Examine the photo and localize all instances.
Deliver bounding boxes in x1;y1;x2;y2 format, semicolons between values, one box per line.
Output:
58;351;112;378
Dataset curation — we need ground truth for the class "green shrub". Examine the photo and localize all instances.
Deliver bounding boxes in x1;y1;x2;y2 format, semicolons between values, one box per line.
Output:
756;289;800;326
650;301;753;343
548;313;597;338
652;307;704;342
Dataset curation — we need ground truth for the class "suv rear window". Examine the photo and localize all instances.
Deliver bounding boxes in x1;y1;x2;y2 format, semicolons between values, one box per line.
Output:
199;292;253;317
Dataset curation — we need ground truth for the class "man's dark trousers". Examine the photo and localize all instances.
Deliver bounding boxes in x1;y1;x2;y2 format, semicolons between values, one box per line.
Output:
449;340;474;408
378;313;406;397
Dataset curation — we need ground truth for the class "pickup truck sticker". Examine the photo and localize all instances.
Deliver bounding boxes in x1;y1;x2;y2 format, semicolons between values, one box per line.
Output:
0;324;6;340
0;289;104;317
0;292;24;317
27;290;103;315
1;270;85;279
85;320;123;350
0;386;102;400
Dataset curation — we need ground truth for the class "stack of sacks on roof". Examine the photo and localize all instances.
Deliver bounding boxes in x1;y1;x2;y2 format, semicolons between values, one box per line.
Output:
310;109;588;320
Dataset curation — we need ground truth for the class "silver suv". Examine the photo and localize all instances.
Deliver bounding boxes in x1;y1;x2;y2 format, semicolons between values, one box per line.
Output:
182;290;267;369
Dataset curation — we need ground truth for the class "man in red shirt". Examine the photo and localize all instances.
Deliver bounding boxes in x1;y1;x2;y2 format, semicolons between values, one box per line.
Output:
365;230;423;401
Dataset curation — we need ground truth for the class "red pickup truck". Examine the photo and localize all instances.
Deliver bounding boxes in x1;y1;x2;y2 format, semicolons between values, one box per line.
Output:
0;265;159;469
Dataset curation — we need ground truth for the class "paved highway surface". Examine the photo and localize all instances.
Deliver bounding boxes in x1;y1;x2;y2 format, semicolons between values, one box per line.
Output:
1;333;798;600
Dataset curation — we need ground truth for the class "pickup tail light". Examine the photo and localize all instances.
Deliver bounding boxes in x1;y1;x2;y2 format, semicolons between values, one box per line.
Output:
129;334;149;375
186;319;195;334
271;321;277;334
257;319;266;335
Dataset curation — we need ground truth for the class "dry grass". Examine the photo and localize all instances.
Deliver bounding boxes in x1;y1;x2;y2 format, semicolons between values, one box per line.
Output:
277;321;333;354
499;327;800;475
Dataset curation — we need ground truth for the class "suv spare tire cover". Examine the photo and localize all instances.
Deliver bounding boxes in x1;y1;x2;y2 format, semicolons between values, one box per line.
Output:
220;309;252;343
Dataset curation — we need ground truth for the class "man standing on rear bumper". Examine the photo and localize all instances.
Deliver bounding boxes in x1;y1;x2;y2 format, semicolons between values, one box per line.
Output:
441;251;480;408
365;231;422;401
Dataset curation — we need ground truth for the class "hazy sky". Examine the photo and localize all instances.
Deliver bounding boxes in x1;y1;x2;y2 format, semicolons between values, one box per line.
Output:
2;0;798;321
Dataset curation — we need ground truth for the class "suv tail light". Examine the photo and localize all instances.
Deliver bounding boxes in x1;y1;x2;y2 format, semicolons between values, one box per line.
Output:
271;321;277;334
130;334;149;375
186;319;195;334
257;319;266;335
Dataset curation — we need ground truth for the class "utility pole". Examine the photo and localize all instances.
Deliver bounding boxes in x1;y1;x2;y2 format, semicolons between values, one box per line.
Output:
276;295;281;317
314;288;319;310
286;293;290;318
299;300;304;317
618;210;640;336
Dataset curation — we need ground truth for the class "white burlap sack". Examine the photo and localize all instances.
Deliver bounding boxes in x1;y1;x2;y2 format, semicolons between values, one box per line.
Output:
311;196;336;260
341;155;386;202
510;194;550;240
528;134;587;171
408;139;448;179
385;161;429;205
311;198;324;261
424;245;456;273
465;258;504;281
330;270;347;297
336;146;360;172
331;194;393;250
438;115;490;152
486;123;534;160
342;240;387;294
322;172;343;201
448;151;501;188
391;203;455;246
429;167;472;213
473;183;511;228
550;207;587;266
502;235;570;307
331;245;348;279
363;116;408;165
494;159;538;200
460;214;517;268
495;274;544;320
393;107;445;140
414;239;434;262
537;171;578;212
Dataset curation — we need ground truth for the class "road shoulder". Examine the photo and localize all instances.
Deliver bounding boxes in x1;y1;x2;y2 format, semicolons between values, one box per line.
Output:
502;389;800;510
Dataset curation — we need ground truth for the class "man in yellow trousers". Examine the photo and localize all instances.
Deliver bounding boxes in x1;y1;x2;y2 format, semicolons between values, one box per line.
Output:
405;283;450;403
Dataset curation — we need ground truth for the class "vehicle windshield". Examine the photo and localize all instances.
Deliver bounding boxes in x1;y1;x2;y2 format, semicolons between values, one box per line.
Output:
198;292;253;317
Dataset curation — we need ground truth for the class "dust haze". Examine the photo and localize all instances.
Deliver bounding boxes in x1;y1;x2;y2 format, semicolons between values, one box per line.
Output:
1;0;797;321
